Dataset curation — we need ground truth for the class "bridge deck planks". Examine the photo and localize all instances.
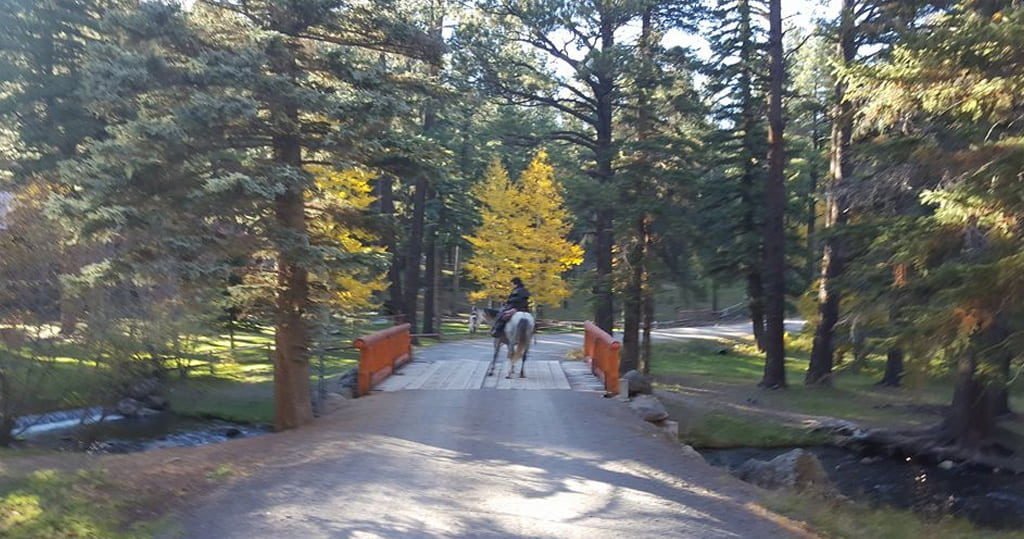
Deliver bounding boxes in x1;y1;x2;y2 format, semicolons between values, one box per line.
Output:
371;337;600;394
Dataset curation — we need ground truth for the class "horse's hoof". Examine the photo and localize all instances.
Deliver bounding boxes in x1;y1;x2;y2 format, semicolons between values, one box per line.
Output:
520;373;526;378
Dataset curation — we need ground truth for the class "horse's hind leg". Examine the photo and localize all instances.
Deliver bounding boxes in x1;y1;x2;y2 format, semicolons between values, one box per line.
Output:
487;340;500;376
519;348;528;378
505;348;516;379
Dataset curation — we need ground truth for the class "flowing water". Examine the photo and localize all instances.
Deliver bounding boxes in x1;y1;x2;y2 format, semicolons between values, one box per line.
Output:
701;446;1024;530
17;408;268;454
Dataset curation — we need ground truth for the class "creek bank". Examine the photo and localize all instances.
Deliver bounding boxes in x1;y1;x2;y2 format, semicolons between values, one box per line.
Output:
702;444;1024;530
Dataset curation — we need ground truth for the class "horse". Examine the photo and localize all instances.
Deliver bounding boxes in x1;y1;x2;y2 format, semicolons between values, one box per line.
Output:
477;307;535;378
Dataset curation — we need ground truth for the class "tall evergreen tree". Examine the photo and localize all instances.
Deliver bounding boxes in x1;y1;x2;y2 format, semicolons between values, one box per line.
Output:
61;0;437;430
462;0;650;334
806;0;952;386
700;0;770;350
0;0;131;333
761;0;787;388
849;0;1022;444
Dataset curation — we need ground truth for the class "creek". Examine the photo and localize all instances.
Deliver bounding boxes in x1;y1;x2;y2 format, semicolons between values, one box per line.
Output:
701;445;1024;530
16;407;268;454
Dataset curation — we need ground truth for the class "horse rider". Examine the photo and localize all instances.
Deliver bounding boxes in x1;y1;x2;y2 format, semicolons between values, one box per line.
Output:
491;277;531;338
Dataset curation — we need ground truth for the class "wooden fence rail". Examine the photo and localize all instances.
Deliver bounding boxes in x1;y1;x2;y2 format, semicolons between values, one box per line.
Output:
353;323;413;397
583;321;620;394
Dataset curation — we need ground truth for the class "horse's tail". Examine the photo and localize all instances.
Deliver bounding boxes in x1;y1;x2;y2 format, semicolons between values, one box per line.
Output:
511;316;531;361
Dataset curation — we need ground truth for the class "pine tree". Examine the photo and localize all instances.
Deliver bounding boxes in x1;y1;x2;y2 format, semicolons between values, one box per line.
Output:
806;0;946;386
700;0;770;350
0;0;131;333
848;1;1024;444
59;1;438;430
761;0;788;388
462;0;648;333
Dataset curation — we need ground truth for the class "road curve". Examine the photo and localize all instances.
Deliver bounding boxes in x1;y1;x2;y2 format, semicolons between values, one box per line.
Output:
171;388;796;537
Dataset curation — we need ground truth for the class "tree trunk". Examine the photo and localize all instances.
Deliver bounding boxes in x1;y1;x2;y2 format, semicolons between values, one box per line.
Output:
944;346;997;446
641;292;654;375
269;38;313;431
422;212;439;334
711;281;719;313
995;354;1012;416
622;6;655;374
944;317;1011;444
403;175;427;333
807;0;855;387
640;231;655;375
451;244;461;314
878;348;903;387
734;0;765;352
594;209;615;334
760;0;787;389
273;187;314;430
591;13;616;335
621;243;641;373
805;117;820;280
988;319;1012;416
0;368;14;447
747;271;766;351
378;174;404;317
405;2;443;335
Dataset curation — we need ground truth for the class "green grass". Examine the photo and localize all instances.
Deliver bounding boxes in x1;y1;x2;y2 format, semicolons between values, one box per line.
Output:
3;327;360;425
667;407;829;448
648;336;1019;427
766;492;1024;539
0;469;153;539
164;329;358;424
651;333;1023;450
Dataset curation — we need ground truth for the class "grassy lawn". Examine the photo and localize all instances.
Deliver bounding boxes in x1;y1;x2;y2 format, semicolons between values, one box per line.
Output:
651;335;1022;447
3;326;365;425
0;468;155;539
766;493;1024;539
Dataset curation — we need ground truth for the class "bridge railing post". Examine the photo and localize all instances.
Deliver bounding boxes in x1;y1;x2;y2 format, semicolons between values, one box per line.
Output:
353;323;412;397
583;322;620;394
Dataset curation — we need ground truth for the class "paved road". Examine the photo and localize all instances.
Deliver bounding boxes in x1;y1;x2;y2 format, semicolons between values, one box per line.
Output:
171;337;797;539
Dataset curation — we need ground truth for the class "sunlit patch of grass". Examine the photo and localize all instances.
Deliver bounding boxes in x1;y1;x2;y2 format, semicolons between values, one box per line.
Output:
0;469;153;539
671;408;828;448
766;492;1024;539
650;338;962;425
205;464;236;482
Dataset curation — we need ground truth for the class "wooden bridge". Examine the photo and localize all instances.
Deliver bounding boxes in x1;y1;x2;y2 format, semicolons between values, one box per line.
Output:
354;323;620;396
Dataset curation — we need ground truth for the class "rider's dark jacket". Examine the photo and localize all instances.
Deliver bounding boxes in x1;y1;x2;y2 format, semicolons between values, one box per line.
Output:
506;285;531;312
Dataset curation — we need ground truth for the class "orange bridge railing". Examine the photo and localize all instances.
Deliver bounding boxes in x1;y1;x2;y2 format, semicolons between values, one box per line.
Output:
583;321;620;394
353;323;412;397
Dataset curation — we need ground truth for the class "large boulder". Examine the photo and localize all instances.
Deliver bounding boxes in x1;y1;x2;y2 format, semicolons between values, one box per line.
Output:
680;444;704;460
629;394;669;423
144;394;169;410
336;368;358;390
127;377;161;400
116;397;144;417
734;448;831;491
622;370;653;396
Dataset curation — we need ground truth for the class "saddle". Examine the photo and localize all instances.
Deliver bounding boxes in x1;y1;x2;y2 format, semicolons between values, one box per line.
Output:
500;308;518;321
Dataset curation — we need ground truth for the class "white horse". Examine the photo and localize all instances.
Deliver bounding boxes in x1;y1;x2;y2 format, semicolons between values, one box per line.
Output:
479;308;535;378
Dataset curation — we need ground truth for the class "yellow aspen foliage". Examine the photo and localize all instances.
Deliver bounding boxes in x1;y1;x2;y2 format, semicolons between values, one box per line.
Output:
464;152;583;307
306;165;387;313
